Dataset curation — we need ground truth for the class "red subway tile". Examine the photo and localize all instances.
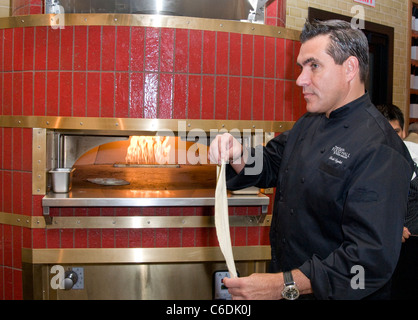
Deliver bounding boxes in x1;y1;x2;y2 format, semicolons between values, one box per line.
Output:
21;129;31;171
264;79;275;120
115;72;130;118
33;72;46;115
160;28;175;73
284;80;293;121
3;225;12;265
88;229;101;248
23;227;32;249
13;27;24;71
74;229;88;248
60;26;73;70
265;37;275;78
46;71;58;116
173;74;187;119
60;229;74;248
275;80;284;121
293;41;302;80
73;72;86;117
229;33;241;76
142;229;155;248
12;73;23;115
216;32;229;75
3;129;12;170
34;26;47;70
74;26;87;71
202;31;216;74
59;71;72;116
12;226;22;268
143;72;158;119
87;26;102;71
284;39;294;80
128;229;141;247
234;227;247;246
187;75;201;119
240;77;252;120
189;30;202;74
130;27;145;72
182;228;195;247
158;73;174;119
32;195;44;217
23;72;33;115
247;226;260;245
47;28;60;70
156;229;168;247
102;26;116;71
13;269;23;300
129;72;144;118
266;0;278;18
32;229;46;248
254;36;265;78
100;72;115;117
3;267;12;300
86;72;100;117
174;28;188;73
46;229;60;248
253;78;264;120
22;172;32;215
12;128;22;171
115;26;130;71
0;29;3;71
101;229;115;248
228;76;240;120
201;75;214;119
12;171;22;215
2;73;12;115
242;34;253;77
145;27;160;72
260;226;270;245
0;166;2;212
3;29;13;71
168;229;182;247
195;228;209;247
115;229;129;248
215;76;228;119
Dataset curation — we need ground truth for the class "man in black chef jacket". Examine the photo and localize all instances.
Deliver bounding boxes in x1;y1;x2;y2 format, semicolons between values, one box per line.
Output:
209;19;415;299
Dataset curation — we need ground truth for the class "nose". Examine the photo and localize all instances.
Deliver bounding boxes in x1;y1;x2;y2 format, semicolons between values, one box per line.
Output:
296;67;310;88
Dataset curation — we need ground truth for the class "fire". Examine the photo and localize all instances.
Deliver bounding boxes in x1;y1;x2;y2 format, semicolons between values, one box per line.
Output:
125;136;171;165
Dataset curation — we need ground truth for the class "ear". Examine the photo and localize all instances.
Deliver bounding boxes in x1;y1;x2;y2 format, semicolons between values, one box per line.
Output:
343;56;360;82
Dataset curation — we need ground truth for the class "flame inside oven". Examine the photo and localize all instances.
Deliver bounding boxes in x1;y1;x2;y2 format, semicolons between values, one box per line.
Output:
125;136;172;165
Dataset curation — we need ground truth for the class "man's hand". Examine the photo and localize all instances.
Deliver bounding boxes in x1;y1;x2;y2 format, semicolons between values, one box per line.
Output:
208;133;242;165
222;273;283;300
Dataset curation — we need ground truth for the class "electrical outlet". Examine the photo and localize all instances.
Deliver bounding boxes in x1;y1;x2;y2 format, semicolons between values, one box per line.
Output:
213;270;235;300
71;267;84;290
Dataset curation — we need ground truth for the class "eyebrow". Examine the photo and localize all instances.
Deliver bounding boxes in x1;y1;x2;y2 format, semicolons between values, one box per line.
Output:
297;57;319;67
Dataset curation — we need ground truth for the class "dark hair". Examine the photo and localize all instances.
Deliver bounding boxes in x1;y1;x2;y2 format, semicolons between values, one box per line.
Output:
300;19;369;83
376;104;405;129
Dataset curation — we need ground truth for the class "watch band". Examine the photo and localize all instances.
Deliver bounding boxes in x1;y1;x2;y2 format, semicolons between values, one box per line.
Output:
283;271;295;286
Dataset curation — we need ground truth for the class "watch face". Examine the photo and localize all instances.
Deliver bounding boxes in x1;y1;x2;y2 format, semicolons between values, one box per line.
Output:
282;285;300;300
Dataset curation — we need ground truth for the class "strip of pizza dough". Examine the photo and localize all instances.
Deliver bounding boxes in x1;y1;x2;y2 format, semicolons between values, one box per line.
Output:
215;162;238;278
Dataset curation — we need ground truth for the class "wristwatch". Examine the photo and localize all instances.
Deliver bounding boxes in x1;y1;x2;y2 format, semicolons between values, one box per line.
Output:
281;271;300;300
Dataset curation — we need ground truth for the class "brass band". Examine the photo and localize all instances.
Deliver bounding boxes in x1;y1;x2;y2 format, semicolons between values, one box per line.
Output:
0;211;272;229
0;13;300;40
22;245;271;264
0;115;294;133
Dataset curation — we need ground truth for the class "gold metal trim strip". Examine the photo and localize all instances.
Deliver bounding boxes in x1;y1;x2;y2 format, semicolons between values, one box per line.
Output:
32;128;47;195
0;211;272;229
0;13;300;40
0;115;294;132
21;246;271;264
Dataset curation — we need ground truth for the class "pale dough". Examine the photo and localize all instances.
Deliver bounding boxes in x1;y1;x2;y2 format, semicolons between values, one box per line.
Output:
215;163;238;278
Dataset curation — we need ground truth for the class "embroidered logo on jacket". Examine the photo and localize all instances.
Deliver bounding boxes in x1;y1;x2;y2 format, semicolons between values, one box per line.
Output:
329;146;350;165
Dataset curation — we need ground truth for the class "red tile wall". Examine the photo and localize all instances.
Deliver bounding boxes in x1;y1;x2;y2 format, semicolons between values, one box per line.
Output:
1;0;304;299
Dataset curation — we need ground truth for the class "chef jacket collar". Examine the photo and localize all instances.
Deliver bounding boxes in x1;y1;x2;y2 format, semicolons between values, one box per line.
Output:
328;91;370;119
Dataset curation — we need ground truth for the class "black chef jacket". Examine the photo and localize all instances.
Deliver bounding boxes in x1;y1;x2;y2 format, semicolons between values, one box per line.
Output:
226;93;414;300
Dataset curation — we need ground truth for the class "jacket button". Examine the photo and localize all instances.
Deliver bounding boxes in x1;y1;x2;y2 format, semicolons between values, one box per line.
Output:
301;177;305;183
290;208;295;215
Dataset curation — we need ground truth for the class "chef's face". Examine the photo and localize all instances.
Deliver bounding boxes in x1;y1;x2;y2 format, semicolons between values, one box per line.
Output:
389;120;405;139
296;35;350;117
